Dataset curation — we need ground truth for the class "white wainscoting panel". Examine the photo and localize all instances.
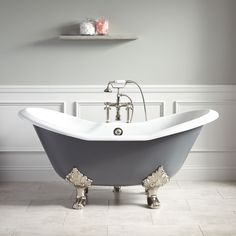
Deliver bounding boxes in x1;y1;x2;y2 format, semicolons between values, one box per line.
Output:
0;101;65;152
0;85;235;181
174;100;236;152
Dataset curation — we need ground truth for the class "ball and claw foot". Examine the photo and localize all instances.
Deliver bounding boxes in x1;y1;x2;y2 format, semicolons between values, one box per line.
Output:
73;196;87;209
142;166;170;209
113;186;121;193
147;195;160;209
65;168;92;210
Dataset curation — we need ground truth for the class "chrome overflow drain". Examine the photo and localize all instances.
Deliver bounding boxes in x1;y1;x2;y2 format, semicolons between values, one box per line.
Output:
114;128;123;136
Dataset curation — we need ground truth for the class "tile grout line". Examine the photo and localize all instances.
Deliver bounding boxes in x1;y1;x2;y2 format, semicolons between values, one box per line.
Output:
62;211;69;226
176;180;182;189
185;199;192;211
35;182;42;192
11;226;19;236
216;189;225;199
198;225;205;236
25;199;33;212
37;182;43;192
150;212;155;225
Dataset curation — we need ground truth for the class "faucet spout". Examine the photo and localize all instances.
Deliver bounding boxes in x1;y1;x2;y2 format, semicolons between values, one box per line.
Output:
104;80;147;122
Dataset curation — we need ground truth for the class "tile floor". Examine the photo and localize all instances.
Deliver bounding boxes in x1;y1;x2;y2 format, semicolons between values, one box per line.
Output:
0;181;236;236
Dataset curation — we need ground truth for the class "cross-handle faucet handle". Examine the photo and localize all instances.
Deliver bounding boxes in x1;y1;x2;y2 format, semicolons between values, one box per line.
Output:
104;102;111;123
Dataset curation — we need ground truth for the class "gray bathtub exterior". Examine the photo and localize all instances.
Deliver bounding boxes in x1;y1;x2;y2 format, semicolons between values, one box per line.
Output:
34;125;202;186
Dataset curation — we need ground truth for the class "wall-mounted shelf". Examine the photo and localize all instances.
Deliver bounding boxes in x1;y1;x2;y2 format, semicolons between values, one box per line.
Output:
59;35;138;41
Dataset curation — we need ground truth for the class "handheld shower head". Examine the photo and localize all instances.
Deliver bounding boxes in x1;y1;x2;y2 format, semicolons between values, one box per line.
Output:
104;80;127;93
104;86;112;93
104;83;112;93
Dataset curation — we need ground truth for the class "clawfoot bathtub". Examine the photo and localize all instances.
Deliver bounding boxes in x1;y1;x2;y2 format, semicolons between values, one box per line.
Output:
19;108;218;209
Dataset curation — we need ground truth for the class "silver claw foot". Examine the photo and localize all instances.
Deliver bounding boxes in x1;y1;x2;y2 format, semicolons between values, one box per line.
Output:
65;168;93;210
113;186;121;192
142;166;170;209
73;196;87;209
147;195;160;209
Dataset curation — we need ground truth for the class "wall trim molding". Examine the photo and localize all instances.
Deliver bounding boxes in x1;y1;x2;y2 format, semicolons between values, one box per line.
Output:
174;100;236;113
0;166;53;171
0;147;44;152
0;85;235;93
0;100;65;112
190;149;236;153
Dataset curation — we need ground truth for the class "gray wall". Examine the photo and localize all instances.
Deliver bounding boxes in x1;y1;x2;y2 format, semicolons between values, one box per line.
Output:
0;0;235;85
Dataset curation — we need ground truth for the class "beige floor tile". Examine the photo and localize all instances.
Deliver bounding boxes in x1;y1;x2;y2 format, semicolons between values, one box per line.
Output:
13;226;107;236
0;232;12;236
178;181;236;190
0;182;73;202
107;211;152;226
0;211;67;230
158;188;222;200
108;225;203;236
108;198;190;212
217;188;236;199
151;211;236;225
200;224;236;236
4;190;73;202
64;209;152;227
82;197;109;212
187;198;236;212
158;199;191;211
1;181;236;236
26;199;74;212
63;199;109;226
0;199;30;212
0;228;13;236
64;211;109;226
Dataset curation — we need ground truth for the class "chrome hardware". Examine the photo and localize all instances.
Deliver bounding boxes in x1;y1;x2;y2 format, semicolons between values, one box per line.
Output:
126;102;133;123
104;80;147;122
65;168;93;209
147;195;160;209
113;186;121;192
104;102;111;123
142;166;170;209
114;127;123;136
104;101;133;123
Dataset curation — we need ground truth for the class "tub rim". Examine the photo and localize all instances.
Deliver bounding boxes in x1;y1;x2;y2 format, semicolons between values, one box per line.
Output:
19;108;219;141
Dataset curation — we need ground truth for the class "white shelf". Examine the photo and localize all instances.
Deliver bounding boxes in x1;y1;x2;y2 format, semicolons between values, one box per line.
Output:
59;35;138;41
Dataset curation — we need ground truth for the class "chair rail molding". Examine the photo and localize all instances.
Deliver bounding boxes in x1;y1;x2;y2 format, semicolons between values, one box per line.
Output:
0;84;235;93
0;84;235;181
